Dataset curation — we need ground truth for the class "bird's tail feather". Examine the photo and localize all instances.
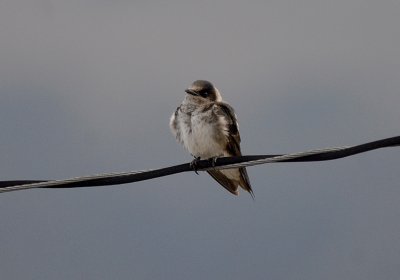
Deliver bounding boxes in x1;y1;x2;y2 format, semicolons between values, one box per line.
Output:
207;170;239;196
239;167;254;199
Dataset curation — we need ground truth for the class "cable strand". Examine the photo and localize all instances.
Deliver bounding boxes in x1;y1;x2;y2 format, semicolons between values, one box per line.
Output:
0;135;399;194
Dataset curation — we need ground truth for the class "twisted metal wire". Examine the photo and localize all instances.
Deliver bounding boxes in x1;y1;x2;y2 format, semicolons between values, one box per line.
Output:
0;135;399;194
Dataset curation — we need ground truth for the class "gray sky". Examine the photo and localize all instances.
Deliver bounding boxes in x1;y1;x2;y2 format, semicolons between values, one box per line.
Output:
1;0;400;279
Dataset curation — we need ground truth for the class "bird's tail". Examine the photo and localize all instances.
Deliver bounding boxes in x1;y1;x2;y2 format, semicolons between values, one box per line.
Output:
239;167;254;199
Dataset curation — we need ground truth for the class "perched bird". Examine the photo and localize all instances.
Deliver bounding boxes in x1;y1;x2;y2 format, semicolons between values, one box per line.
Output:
170;80;254;197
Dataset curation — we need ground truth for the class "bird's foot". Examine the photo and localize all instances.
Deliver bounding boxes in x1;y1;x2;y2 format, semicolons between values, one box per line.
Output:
209;157;218;168
190;157;201;175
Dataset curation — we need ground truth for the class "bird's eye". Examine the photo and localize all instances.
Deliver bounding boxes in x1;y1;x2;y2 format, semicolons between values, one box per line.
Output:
200;90;208;97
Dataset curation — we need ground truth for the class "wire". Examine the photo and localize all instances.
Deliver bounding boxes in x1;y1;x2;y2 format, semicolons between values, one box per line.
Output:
0;135;399;194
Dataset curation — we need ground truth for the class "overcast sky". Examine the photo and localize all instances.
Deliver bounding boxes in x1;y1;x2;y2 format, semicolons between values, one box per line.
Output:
1;0;400;279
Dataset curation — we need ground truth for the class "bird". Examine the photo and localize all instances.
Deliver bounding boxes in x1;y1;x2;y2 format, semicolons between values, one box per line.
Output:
170;80;254;197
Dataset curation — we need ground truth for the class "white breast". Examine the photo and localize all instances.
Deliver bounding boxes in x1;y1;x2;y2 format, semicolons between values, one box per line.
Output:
178;109;226;159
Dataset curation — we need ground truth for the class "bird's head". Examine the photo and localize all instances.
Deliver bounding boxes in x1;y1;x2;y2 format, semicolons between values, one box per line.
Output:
185;80;222;102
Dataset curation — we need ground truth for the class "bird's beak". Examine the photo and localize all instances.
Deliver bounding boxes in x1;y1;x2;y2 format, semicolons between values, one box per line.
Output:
185;88;198;96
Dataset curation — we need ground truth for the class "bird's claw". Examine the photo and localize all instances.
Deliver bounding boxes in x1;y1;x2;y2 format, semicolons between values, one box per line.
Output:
190;157;201;175
209;157;218;168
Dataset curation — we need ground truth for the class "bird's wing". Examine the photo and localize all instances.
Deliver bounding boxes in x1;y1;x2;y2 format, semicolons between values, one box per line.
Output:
170;105;182;144
214;102;242;156
212;102;254;197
